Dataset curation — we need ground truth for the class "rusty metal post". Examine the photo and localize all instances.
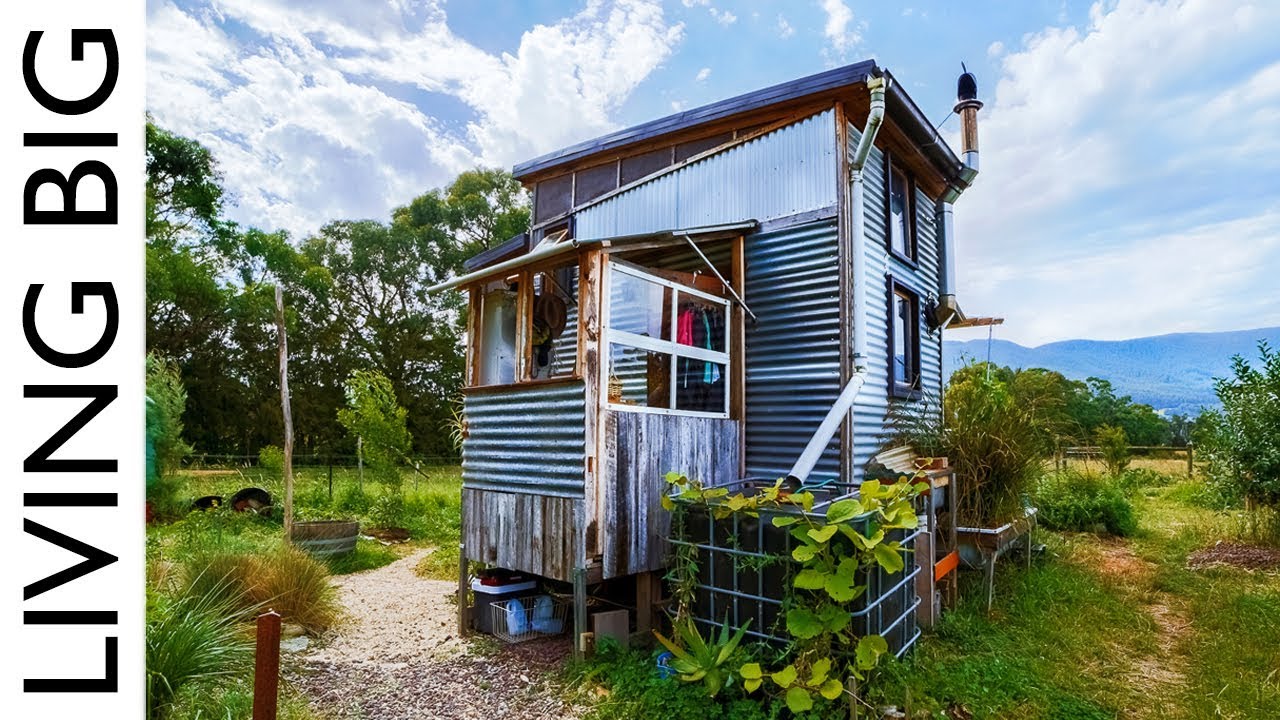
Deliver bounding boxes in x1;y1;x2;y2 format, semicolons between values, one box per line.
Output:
252;610;282;720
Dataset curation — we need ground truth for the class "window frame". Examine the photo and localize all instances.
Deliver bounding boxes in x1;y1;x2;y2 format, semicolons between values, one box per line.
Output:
887;276;922;400
883;151;918;265
603;260;732;418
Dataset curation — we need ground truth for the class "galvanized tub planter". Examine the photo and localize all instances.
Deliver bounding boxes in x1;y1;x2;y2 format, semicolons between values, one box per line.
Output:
956;506;1037;611
671;479;923;658
291;519;359;557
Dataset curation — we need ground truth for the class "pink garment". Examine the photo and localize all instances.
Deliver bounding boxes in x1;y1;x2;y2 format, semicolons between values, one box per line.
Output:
677;307;694;346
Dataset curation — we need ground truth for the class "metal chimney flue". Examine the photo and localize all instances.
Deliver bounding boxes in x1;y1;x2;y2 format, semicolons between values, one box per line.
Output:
954;63;982;173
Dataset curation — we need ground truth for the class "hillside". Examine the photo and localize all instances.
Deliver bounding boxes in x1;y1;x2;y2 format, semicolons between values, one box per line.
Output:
943;326;1280;417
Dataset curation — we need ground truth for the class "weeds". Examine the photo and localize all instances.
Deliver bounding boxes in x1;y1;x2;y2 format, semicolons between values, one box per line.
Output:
1035;469;1138;536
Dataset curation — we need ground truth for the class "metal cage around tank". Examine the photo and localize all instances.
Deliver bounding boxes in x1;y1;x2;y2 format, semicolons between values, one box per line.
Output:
670;479;922;658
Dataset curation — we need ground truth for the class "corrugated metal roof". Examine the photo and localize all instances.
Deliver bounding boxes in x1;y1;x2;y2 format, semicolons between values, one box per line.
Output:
514;61;876;179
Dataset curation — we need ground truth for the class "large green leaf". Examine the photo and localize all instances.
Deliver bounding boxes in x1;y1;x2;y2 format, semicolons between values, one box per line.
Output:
785;687;814;713
770;664;798;688
785;608;825;639
824;572;860;602
772;515;799;527
860;479;882;499
792;544;817;562
739;663;762;679
652;630;691;661
794;569;828;590
807;524;838;544
873;543;905;573
825;498;863;525
809;657;832;686
818;678;845;700
818;604;851;633
855;634;889;670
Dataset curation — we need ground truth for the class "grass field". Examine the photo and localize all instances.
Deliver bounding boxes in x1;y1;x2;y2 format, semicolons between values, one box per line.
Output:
151;464;1278;719
869;475;1280;719
148;464;463;578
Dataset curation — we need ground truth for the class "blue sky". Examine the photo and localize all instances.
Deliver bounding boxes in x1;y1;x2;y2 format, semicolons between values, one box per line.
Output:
146;0;1280;345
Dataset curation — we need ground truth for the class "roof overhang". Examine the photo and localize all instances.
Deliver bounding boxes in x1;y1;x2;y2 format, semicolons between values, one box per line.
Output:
428;220;756;293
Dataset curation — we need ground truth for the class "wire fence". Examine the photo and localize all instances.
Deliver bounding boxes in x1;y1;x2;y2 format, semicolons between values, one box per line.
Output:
180;453;460;470
1055;445;1195;477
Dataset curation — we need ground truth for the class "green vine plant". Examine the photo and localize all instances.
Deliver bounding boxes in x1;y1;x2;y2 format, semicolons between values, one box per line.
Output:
660;471;926;713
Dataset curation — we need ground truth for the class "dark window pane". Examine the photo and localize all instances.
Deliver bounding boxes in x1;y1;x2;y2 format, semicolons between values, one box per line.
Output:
894;292;910;384
535;174;573;223
889;166;911;257
574;162;617;205
608;344;671;408
675;360;726;412
620;147;673;185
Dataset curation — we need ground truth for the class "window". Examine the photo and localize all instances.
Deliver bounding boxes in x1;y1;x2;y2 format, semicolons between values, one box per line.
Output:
888;279;921;398
605;262;730;417
884;154;916;262
470;262;579;387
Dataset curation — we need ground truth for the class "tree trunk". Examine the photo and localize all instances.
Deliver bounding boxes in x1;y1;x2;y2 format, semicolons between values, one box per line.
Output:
275;285;295;539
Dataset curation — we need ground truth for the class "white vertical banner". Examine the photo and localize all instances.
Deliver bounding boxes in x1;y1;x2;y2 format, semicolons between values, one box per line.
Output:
1;2;143;717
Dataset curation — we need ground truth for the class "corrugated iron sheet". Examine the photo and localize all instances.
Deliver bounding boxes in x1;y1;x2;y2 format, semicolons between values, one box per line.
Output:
744;219;842;481
849;125;944;481
576;110;837;241
463;381;587;497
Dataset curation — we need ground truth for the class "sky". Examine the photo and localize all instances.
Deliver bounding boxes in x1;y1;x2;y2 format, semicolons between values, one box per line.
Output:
145;0;1280;346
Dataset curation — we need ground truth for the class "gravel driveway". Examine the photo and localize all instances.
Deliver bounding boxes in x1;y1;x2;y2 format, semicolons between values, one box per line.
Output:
290;549;585;719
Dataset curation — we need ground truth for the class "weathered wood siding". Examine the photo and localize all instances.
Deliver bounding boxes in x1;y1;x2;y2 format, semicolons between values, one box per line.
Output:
462;488;581;582
600;411;739;579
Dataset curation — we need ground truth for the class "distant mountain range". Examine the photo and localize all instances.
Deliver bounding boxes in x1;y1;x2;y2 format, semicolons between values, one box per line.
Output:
943;326;1280;417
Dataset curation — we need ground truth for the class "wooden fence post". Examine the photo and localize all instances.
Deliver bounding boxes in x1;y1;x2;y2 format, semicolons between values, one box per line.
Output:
275;286;294;540
1187;444;1194;478
252;610;282;720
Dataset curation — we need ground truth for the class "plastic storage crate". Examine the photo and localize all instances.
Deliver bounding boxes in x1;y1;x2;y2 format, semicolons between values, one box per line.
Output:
489;594;570;643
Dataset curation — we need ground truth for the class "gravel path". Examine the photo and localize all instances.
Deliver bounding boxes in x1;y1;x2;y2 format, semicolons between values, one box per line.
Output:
290;549;586;719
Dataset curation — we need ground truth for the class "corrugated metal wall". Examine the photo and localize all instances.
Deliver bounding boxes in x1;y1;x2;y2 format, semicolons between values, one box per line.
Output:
848;124;944;481
744;219;842;481
462;381;587;497
575;110;837;241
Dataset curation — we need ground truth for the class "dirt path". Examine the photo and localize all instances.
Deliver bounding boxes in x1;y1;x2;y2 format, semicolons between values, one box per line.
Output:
1089;540;1191;719
290;549;585;719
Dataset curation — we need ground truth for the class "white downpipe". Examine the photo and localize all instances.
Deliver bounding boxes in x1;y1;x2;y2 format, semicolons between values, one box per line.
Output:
785;77;887;485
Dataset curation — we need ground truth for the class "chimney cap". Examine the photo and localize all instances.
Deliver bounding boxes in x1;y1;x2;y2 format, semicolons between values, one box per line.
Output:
955;62;982;111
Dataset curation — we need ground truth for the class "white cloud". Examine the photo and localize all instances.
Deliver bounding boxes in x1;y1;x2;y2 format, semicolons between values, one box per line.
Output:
695;67;711;82
952;0;1280;344
709;7;737;26
819;0;859;55
776;14;795;39
147;0;685;236
986;40;1004;57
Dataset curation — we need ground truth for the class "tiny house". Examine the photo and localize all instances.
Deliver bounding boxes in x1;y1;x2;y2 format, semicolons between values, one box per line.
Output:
433;60;983;642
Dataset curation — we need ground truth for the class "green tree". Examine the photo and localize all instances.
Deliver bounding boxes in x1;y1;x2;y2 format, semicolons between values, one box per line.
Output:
1202;341;1280;509
146;352;193;479
337;370;412;484
1095;424;1130;476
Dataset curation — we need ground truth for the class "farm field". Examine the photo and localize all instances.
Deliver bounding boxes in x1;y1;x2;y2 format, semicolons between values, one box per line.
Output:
148;466;1278;719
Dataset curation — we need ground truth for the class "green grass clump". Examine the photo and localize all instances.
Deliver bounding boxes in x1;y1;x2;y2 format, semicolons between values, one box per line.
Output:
1036;470;1138;536
146;581;254;719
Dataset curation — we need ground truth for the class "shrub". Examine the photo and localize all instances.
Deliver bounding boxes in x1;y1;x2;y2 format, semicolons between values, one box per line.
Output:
181;546;341;634
146;582;253;719
944;369;1048;526
146;353;193;481
1199;342;1280;544
370;490;407;529
337;370;411;488
258;445;285;472
1095;424;1130;476
1118;467;1173;490
1036;470;1138;536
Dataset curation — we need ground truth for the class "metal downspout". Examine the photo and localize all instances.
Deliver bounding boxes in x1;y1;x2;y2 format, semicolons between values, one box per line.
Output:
786;76;887;485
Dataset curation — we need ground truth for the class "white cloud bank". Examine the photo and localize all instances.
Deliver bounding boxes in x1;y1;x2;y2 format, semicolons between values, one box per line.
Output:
147;0;684;236
953;0;1280;345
